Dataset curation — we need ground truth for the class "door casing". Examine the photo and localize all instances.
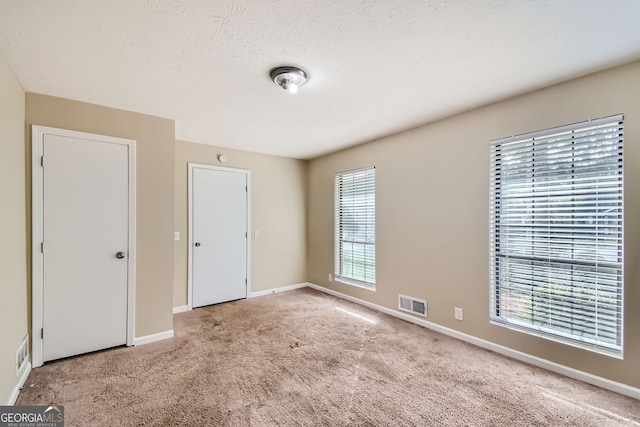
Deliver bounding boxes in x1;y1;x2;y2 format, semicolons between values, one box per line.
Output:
187;163;251;310
31;125;137;367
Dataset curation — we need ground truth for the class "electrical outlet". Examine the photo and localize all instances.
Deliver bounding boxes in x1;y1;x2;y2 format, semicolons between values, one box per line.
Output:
454;307;463;321
328;273;333;282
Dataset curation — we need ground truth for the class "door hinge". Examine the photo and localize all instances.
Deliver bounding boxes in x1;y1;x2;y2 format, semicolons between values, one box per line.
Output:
40;328;44;339
245;185;248;192
245;278;247;285
40;242;44;253
40;156;44;167
245;232;247;238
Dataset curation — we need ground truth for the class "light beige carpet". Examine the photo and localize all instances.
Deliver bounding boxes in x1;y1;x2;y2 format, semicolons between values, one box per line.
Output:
17;288;640;426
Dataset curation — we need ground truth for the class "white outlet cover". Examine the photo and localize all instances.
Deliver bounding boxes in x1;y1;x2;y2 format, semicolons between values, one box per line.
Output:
174;232;180;241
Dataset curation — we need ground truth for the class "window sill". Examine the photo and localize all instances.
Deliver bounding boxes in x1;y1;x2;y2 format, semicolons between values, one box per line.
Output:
489;319;623;360
335;277;376;291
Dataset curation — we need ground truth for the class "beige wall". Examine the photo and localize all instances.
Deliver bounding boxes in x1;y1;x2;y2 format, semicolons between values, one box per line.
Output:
0;53;27;404
174;140;307;306
307;60;640;388
26;93;175;338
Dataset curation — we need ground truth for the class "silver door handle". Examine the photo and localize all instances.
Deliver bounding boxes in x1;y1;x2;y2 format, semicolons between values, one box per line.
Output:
116;251;126;259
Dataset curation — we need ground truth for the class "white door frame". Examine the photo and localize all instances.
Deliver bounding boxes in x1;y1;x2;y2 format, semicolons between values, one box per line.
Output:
187;163;251;310
31;125;137;367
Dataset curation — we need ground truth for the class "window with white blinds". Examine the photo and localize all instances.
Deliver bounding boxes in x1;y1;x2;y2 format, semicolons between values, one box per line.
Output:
335;166;376;288
489;115;623;356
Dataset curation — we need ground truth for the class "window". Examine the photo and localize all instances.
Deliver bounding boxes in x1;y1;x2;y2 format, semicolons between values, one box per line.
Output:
335;166;376;288
489;115;623;356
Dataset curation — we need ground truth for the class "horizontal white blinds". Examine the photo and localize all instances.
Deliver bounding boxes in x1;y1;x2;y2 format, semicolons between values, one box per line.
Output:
335;166;376;286
489;115;623;353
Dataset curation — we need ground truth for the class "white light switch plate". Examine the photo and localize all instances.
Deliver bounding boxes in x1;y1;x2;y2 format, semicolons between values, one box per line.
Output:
174;232;180;241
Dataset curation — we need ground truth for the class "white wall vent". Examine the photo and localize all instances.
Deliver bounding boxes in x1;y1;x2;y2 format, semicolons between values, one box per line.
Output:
16;335;28;376
398;295;427;317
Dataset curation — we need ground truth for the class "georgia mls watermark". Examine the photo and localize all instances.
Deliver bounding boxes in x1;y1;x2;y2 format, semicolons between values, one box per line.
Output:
0;405;64;427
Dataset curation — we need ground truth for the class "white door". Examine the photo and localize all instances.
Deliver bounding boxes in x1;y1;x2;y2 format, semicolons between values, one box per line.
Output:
42;133;129;362
191;166;248;308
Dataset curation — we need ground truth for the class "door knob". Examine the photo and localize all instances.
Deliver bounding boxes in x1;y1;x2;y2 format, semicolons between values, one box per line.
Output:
116;251;126;259
195;242;201;247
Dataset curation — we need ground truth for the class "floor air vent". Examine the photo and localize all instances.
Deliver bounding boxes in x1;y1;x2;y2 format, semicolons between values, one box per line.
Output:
398;295;427;317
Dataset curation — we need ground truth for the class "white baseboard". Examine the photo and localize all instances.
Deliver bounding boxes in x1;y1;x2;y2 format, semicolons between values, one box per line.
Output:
133;329;174;346
7;362;31;405
172;305;188;314
248;282;308;299
307;283;640;400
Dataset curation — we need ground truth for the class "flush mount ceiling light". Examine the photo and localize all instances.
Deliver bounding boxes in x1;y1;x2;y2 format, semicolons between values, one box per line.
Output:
270;66;309;94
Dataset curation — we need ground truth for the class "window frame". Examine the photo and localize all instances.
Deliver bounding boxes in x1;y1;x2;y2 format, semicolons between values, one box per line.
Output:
334;166;376;290
489;115;624;357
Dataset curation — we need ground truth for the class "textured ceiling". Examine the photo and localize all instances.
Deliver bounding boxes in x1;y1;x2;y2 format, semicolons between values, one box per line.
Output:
1;1;640;159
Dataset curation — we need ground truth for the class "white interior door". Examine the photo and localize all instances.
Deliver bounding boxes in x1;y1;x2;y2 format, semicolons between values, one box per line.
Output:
191;166;248;308
42;133;129;362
